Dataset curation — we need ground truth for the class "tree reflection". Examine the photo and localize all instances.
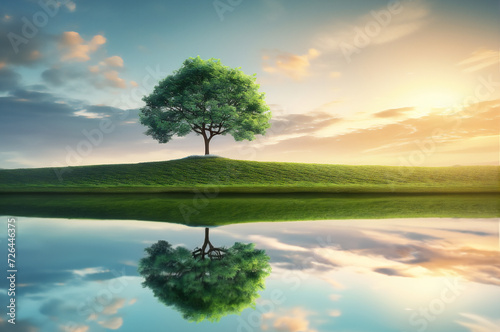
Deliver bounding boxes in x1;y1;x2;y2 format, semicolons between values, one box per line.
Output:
138;227;271;322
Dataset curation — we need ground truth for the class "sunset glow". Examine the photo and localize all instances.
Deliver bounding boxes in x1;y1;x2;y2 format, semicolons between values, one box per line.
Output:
0;0;498;168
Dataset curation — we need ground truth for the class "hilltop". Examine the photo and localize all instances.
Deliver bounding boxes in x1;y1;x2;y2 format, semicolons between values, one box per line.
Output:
0;156;498;193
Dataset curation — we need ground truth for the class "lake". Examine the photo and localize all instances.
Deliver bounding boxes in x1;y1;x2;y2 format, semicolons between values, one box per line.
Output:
1;193;498;225
1;216;499;331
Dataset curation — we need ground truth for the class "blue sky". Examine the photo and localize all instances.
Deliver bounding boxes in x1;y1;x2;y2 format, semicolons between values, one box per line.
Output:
0;0;499;168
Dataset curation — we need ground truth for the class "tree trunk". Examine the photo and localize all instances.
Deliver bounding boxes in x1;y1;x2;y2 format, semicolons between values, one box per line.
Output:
194;227;225;260
204;137;209;155
203;135;212;155
200;227;211;260
204;227;210;245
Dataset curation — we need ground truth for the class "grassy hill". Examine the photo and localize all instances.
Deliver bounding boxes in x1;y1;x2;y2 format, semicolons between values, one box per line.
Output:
0;156;498;193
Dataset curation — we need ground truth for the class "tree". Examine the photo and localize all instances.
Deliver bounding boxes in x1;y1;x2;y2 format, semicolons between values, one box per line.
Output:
139;56;271;155
138;228;271;322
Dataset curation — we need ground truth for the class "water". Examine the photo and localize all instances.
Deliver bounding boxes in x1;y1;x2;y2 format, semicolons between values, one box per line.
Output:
1;217;499;331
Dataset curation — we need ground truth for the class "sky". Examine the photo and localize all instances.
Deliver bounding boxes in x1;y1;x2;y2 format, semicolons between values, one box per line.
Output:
1;217;499;331
0;0;499;168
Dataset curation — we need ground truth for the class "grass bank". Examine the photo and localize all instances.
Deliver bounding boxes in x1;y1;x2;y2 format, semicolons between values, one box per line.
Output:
0;157;498;193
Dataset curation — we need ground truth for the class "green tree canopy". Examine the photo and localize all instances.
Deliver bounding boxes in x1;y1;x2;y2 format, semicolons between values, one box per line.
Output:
138;230;271;322
139;56;271;155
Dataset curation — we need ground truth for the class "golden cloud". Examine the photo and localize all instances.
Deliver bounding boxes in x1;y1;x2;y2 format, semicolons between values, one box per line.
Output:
456;313;500;332
263;48;321;80
60;325;89;332
329;71;342;78
98;317;123;330
103;70;127;89
102;298;126;315
374;107;414;118
255;99;500;165
88;65;99;73
103;56;124;68
262;308;316;332
309;219;500;286
86;55;127;88
458;49;499;73
59;32;106;62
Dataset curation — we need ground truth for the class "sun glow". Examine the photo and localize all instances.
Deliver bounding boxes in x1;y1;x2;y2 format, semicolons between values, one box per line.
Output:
404;90;462;116
412;90;463;116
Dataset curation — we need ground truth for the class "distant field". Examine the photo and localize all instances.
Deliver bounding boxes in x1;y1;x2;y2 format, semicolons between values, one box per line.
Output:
0;157;498;193
0;193;498;225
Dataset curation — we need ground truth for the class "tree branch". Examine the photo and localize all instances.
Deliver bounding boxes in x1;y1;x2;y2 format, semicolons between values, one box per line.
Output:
192;127;202;134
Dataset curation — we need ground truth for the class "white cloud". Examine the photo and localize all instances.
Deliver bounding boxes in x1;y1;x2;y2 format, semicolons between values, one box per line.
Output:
72;267;108;277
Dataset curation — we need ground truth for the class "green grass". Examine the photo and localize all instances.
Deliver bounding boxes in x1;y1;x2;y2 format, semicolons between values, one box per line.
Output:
0;157;498;193
0;193;498;226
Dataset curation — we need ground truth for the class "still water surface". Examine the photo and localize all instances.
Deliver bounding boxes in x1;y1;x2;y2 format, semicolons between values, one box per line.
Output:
1;217;499;331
